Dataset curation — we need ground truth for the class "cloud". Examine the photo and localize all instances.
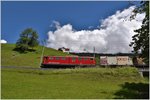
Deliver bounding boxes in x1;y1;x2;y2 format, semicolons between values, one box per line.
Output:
47;6;145;53
0;39;7;44
50;20;61;29
88;26;94;29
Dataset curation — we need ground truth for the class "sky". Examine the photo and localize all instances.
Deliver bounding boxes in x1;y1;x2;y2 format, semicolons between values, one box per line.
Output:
1;1;144;53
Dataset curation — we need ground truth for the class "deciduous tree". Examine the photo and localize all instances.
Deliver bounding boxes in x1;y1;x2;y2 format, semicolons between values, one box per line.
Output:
16;28;39;52
130;1;149;64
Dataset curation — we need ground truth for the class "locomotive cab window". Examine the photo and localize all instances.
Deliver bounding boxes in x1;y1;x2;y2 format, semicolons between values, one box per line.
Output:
45;57;48;59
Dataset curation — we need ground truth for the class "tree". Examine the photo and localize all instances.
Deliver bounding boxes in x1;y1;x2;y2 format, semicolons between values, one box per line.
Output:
28;31;39;49
130;1;149;64
16;28;39;52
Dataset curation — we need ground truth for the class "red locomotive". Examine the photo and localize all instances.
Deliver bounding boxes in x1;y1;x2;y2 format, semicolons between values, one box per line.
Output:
41;56;96;68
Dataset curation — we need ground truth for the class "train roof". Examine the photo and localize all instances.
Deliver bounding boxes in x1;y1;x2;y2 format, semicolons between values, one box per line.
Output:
70;52;137;57
43;56;95;58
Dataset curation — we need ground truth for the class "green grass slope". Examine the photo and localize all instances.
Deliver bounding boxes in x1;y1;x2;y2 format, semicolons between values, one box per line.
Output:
1;44;148;99
2;67;148;99
1;44;71;68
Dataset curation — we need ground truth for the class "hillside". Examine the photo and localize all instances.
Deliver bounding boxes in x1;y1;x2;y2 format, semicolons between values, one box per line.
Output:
1;44;71;68
1;44;149;99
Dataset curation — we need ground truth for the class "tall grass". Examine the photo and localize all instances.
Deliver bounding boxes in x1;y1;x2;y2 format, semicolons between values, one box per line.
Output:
2;67;141;78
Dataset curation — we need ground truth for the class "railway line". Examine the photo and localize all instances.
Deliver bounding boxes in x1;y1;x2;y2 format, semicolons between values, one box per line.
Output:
1;66;52;70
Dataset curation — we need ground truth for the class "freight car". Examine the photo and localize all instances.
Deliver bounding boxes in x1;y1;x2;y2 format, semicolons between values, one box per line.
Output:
41;56;96;68
100;56;134;66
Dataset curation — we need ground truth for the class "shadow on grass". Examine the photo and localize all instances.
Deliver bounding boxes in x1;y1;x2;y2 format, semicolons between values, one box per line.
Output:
13;48;36;54
114;82;149;99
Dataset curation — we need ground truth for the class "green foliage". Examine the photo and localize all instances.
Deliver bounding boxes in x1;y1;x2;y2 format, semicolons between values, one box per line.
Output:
95;55;100;64
1;67;148;99
130;1;149;64
28;31;39;48
16;28;39;52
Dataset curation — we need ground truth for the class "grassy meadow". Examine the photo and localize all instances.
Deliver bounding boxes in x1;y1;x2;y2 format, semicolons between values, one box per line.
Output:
1;67;149;99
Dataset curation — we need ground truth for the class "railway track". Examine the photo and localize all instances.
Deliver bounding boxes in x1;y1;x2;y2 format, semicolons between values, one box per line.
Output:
1;66;53;70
